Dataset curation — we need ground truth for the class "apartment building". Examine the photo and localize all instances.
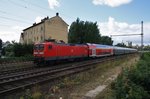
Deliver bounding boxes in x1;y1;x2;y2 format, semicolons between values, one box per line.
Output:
20;13;68;44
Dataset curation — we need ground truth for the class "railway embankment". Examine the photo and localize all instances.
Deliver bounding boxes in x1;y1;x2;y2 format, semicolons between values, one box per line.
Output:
16;54;139;99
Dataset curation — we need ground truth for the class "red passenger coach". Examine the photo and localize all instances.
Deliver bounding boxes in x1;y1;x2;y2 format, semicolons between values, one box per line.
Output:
33;42;89;64
87;43;113;57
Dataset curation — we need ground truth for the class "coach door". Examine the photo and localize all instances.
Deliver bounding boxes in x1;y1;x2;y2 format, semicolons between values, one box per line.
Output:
92;48;96;56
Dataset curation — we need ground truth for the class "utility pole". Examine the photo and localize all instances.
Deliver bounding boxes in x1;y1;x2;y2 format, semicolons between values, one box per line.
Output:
110;21;144;51
141;21;143;51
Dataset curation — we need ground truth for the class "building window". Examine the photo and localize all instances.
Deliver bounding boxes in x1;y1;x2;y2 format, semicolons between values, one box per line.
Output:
34;37;36;41
37;37;38;41
49;45;52;49
48;21;51;25
41;36;43;41
41;26;43;32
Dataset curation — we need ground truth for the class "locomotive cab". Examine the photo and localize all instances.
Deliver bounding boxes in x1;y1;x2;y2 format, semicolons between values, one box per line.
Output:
33;43;45;64
33;42;54;64
34;44;45;57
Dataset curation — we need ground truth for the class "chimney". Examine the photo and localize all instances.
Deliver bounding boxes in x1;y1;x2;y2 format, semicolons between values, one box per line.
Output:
56;12;59;16
21;33;24;38
33;23;36;25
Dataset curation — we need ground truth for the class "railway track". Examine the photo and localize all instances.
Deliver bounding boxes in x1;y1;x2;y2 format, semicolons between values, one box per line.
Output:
0;61;34;72
0;61;79;80
0;60;87;77
0;55;131;96
0;57;115;96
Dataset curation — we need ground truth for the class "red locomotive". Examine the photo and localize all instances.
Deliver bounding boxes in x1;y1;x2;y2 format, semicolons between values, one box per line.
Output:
33;41;137;65
34;42;88;64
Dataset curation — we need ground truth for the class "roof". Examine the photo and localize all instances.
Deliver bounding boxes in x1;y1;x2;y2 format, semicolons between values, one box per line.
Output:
23;14;68;31
23;18;46;31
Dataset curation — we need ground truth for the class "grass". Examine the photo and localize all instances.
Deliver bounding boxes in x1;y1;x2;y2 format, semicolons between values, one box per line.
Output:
19;54;139;99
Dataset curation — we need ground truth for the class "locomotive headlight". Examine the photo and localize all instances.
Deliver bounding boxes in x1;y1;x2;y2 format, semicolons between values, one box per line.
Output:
39;52;44;54
34;52;38;54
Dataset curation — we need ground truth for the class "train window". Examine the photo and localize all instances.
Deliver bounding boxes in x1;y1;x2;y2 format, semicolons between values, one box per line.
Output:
49;45;52;49
39;44;44;50
34;44;44;50
34;45;38;50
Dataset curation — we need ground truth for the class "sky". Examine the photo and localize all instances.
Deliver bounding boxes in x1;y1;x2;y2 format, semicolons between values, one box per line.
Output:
0;0;150;45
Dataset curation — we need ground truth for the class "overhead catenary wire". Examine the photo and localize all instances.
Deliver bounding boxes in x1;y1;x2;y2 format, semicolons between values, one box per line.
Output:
0;1;46;27
0;16;31;24
21;0;51;12
7;0;47;16
0;10;32;21
7;0;27;8
20;0;77;20
0;0;44;26
1;0;81;25
0;0;77;28
3;0;76;21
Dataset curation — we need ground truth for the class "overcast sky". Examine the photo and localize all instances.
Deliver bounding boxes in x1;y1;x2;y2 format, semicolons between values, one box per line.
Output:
0;0;149;45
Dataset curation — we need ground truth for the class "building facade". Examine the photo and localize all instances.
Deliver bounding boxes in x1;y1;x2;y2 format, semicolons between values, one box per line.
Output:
20;13;68;44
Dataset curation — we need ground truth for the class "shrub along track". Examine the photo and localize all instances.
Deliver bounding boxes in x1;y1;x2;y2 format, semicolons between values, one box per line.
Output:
0;54;135;97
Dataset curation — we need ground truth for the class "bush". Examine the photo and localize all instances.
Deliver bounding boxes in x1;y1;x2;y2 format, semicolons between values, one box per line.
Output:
0;56;33;64
112;52;150;99
3;42;33;57
13;43;33;57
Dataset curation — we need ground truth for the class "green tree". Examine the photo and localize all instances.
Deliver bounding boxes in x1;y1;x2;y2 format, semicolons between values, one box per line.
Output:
13;43;33;57
4;43;14;56
68;18;101;44
3;41;33;57
100;36;113;45
1;47;5;56
0;39;2;57
0;39;2;50
143;45;150;50
115;43;126;47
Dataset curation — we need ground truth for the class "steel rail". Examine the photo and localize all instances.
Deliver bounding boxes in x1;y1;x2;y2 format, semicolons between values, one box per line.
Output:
0;56;117;95
0;54;135;96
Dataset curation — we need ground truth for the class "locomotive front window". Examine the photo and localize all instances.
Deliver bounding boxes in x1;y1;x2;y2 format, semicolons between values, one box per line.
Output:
39;44;44;50
34;45;39;50
34;44;44;50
